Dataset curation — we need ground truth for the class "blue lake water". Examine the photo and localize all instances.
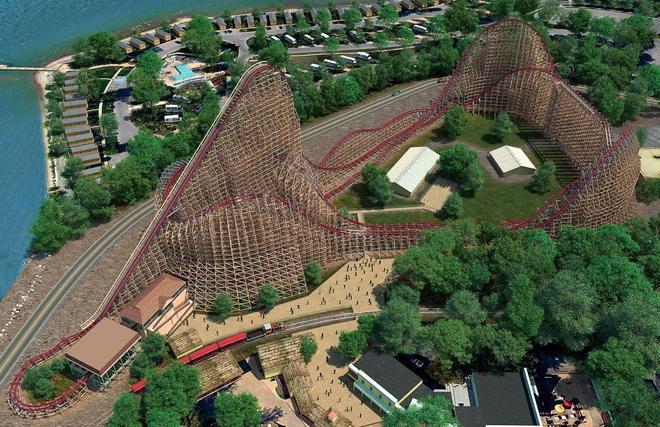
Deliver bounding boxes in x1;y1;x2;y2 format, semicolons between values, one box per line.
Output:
0;0;320;300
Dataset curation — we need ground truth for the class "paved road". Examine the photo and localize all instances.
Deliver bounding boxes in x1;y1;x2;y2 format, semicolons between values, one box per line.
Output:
0;200;154;386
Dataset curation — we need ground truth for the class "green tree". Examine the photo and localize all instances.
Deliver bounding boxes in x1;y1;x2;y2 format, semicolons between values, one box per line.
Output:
396;26;415;48
108;393;142;427
566;8;592;34
304;260;322;286
142;333;168;365
614;14;654;49
589;16;616;39
77;70;103;102
23;364;53;391
366;173;392;207
589;75;624;123
349;66;375;93
100;112;118;138
182;16;222;64
252;24;269;51
528;161;556;194
48;135;69;158
374;31;389;51
472;324;529;370
130;352;153;380
338;330;368;359
490;112;513;141
143;362;200;423
33;377;54;399
445;0;479;34
137;50;164;76
334;75;363;106
88;31;125;63
384;395;458;427
490;0;514;18
373;299;421;354
637;64;660;97
621;90;646;122
636;178;660;203
300;335;318;363
258;40;289;68
101;157;154;206
215;392;261;427
441;105;468;139
440;193;463;219
317;9;333;32
257;283;279;309
584;338;646;381
378;4;399;28
128;132;173;179
324;36;340;55
538;0;560;21
537;270;596;351
513;0;539;15
344;7;362;30
388;284;421;305
213;292;235;321
460;162;484;196
502;275;543;338
445;290;486;326
62;157;85;188
128;67;168;112
437;143;476;179
427;15;446;38
601;377;660;426
421;319;473;373
30;198;70;253
59;197;89;239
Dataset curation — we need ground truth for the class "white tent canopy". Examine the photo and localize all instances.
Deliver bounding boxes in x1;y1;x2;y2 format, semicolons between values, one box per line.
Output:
489;145;536;175
387;147;439;196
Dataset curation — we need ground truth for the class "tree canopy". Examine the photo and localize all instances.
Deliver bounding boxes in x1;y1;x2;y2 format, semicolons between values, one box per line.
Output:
215;392;261;427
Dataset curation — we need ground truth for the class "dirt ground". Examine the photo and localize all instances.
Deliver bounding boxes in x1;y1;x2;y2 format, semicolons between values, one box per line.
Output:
0;205;153;427
293;321;382;426
421;176;456;212
176;257;394;345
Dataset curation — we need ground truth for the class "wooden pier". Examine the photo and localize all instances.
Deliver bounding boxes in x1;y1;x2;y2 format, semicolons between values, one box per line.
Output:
0;64;57;72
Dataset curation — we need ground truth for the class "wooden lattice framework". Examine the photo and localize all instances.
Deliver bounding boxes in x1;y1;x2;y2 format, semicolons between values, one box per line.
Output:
8;18;640;417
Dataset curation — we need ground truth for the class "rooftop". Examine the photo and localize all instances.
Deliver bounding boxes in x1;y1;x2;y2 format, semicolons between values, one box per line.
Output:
119;272;186;325
65;318;140;376
454;370;541;427
351;349;423;401
489;145;536;174
387;147;439;194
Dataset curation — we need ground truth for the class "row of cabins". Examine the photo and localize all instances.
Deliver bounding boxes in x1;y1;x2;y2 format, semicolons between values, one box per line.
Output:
117;25;184;54
61;70;103;178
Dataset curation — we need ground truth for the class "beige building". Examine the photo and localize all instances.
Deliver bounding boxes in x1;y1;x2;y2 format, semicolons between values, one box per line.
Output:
119;272;193;336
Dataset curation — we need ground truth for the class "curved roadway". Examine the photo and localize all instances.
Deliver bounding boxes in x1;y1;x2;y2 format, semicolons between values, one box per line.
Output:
0;77;440;388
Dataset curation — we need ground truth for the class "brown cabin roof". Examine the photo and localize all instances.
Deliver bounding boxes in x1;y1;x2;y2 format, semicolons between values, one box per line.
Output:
119;273;186;325
65;318;140;376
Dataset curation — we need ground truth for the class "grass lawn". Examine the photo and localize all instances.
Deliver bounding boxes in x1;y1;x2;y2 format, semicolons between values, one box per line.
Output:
457;114;530;152
332;182;422;210
363;209;442;225
90;66;121;80
461;168;561;222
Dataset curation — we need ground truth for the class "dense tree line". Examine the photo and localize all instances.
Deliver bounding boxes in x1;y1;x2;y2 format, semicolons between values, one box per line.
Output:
359;216;660;426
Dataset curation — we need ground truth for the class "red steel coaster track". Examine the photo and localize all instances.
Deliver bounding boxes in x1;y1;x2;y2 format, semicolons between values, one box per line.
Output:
7;18;639;417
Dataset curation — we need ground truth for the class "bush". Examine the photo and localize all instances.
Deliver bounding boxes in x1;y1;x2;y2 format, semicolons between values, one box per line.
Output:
490;112;513;141
441;105;468;139
636;179;660;204
33;378;55;399
338;330;368;359
460;162;484;195
23;364;53;390
437;144;477;180
141;333;168;365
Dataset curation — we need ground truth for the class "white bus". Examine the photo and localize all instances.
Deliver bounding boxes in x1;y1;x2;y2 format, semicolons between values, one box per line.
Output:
339;55;357;66
320;32;330;40
412;24;428;34
283;34;297;45
303;34;315;44
323;59;338;69
164;104;181;113
164;114;181;123
270;35;281;42
310;63;321;72
356;51;371;61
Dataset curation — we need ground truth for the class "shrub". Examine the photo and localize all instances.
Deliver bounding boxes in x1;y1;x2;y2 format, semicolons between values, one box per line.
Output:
440;193;463;219
636;178;660;203
300;335;318;363
529;161;556;194
257;283;280;309
304;260;322;286
441;105;468;139
213;292;235;321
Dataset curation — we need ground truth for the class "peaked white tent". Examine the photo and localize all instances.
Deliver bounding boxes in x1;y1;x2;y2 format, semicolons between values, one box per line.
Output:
387;147;439;196
489;145;536;176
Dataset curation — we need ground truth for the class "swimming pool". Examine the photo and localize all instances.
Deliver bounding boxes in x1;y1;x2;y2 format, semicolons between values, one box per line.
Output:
174;64;195;81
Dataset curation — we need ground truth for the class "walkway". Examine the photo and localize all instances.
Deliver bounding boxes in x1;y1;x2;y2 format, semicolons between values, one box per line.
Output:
176;256;393;345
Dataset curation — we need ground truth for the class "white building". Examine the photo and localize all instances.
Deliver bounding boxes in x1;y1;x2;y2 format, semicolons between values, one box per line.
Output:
489;145;536;176
387;147;439;197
